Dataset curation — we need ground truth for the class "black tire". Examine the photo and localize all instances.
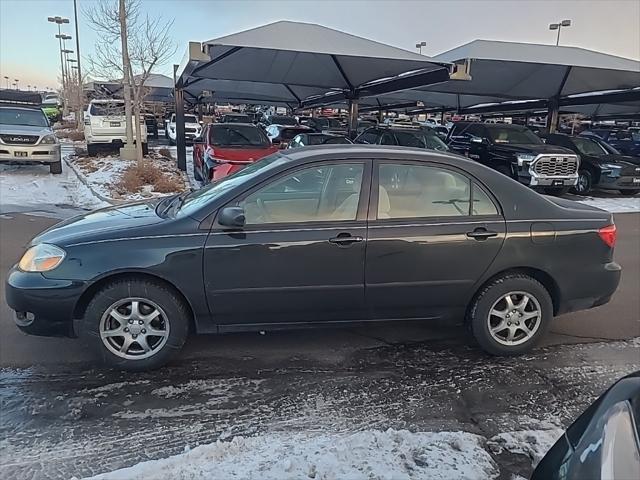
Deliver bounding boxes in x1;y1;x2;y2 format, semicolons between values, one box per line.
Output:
619;189;640;196
468;274;553;356
544;187;570;196
79;278;190;371
50;160;62;174
571;170;593;196
142;142;149;156
193;157;203;182
86;143;99;156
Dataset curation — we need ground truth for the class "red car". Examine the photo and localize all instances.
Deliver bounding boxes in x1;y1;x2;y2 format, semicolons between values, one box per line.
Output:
193;123;279;182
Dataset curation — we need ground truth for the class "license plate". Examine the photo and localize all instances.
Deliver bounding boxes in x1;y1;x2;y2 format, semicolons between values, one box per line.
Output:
633;178;640;184
110;122;121;127
14;151;28;157
552;180;565;186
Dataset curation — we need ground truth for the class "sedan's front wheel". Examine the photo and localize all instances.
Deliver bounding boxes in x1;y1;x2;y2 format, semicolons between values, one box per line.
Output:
80;279;190;371
468;274;552;356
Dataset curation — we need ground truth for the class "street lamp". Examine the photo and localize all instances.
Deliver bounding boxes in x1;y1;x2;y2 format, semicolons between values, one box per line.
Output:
549;19;571;46
415;41;427;54
14;79;19;90
3;76;9;89
48;16;70;90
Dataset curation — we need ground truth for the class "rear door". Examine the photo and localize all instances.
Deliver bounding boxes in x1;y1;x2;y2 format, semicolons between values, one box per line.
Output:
365;159;506;320
204;159;372;326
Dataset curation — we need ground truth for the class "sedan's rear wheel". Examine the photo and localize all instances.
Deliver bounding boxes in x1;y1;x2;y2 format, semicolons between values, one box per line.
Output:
468;274;552;356
80;279;190;370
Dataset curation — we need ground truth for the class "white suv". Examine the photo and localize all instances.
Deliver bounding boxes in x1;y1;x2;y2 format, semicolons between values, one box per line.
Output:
165;113;201;145
84;99;147;155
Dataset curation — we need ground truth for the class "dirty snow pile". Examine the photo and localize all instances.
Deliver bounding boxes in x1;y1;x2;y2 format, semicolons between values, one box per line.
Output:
576;195;640;213
83;429;499;480
0;163;107;210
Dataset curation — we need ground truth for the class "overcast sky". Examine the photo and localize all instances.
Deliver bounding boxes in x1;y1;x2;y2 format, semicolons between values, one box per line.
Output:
1;0;639;89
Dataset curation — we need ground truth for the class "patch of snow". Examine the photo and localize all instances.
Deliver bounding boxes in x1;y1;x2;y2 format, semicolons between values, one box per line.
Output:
151;378;265;398
0;162;107;210
488;428;563;468
576;196;640;213
82;429;499;480
81;380;151;394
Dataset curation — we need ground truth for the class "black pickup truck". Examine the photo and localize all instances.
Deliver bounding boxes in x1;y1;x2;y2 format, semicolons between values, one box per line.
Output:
447;122;579;195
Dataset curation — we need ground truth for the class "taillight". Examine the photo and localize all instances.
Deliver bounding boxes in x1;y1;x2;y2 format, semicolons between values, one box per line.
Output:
598;224;617;248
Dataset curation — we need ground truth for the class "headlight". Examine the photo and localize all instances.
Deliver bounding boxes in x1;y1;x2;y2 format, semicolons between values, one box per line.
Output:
18;244;66;272
516;153;536;166
40;134;58;145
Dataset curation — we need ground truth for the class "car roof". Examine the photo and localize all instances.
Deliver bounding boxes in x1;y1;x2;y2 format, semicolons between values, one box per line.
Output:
281;144;467;164
212;122;257;127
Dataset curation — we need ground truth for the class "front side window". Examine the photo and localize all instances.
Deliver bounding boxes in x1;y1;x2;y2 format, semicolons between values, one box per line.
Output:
239;163;364;224
378;164;472;219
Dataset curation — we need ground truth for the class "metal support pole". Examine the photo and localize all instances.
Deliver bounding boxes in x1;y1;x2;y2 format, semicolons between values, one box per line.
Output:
174;65;186;171
441;109;446;125
547;96;560;133
347;98;359;139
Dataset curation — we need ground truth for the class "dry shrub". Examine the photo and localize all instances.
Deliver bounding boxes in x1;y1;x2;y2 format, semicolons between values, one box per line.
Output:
68;130;85;141
55;129;71;138
154;175;184;193
157;147;172;159
54;120;76;130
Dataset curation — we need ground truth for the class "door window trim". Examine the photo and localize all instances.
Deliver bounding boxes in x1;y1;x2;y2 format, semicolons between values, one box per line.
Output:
369;158;503;223
213;159;373;232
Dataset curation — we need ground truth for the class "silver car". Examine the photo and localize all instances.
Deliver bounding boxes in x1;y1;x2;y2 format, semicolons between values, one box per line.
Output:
0;104;62;174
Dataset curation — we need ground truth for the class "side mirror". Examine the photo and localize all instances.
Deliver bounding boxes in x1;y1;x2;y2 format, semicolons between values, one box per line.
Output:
218;206;245;228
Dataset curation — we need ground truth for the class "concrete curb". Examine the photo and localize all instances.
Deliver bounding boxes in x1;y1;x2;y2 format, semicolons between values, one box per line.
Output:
63;155;125;206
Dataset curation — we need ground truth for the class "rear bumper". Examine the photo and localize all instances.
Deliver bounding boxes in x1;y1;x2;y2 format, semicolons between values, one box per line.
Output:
0;144;61;164
557;261;622;315
5;267;86;337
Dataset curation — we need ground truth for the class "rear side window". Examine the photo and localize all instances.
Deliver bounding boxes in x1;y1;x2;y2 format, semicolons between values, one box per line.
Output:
378;163;471;219
471;183;499;216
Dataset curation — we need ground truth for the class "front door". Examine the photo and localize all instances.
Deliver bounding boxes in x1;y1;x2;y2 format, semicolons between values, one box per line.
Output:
365;160;506;320
204;160;371;327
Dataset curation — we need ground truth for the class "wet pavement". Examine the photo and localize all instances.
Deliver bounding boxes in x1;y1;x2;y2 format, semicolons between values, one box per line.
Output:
1;338;639;479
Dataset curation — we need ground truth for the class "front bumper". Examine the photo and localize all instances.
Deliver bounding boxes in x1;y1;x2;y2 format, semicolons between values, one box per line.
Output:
0;143;61;164
596;168;640;190
5;267;86;337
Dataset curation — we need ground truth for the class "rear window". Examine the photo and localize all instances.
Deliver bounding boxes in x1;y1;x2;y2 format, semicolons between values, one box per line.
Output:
271;116;297;126
210;124;270;147
0;107;49;127
487;126;542;145
90;103;125;116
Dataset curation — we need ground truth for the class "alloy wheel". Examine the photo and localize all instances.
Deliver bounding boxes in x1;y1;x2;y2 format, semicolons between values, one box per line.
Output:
99;297;170;360
487;291;542;346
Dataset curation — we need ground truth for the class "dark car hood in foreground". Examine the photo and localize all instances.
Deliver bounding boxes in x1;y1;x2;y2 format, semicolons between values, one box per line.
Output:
32;200;166;247
492;143;575;155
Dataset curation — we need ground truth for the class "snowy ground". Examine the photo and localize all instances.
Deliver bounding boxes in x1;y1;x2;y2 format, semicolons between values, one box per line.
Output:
574;194;640;213
2;338;638;480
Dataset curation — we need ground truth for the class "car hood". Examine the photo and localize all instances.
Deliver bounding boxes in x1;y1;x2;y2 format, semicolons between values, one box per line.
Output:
0;124;53;137
493;143;575;155
32;200;166;247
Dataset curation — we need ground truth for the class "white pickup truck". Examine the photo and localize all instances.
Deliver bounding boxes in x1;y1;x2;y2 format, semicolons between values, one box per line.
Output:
84;99;147;155
165;113;202;145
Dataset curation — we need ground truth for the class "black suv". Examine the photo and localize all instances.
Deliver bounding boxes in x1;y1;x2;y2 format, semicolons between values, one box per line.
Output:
354;126;448;151
447;122;579;195
543;133;640;196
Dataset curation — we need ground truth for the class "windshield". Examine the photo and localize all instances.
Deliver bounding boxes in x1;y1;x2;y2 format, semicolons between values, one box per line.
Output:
316;117;343;129
90;103;125;116
417;130;449;151
307;135;351;145
573;137;607;156
0;107;49;127
271;116;297;126
487;126;542;145
178;154;285;217
210;124;270;147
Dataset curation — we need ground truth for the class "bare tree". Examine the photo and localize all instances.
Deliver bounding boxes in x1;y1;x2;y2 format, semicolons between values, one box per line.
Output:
84;0;175;163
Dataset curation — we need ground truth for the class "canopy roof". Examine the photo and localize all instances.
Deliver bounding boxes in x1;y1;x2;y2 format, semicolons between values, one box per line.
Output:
421;39;640;100
176;20;450;104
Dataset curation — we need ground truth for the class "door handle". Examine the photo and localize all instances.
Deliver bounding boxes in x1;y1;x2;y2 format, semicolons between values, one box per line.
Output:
329;234;364;246
466;228;498;240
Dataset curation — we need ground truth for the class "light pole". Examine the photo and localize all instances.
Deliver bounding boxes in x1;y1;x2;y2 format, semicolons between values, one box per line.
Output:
3;76;9;89
14;79;19;90
415;41;427;54
549;19;571;46
48;16;70;89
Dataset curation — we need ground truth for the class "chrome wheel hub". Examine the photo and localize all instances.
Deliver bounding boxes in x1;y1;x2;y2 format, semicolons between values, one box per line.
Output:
99;297;170;360
487;291;541;346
